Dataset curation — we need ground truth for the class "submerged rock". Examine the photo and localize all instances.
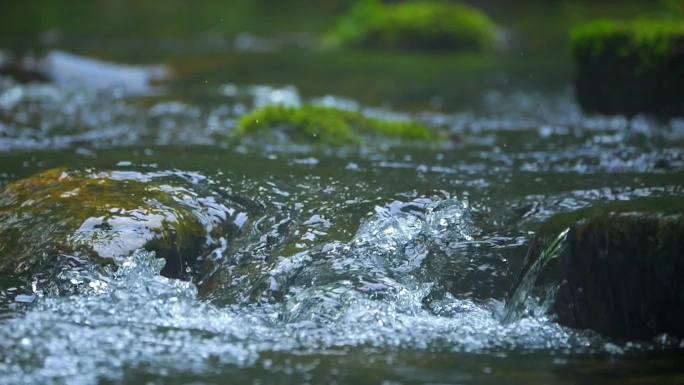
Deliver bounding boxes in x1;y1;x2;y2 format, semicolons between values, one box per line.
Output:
44;50;168;94
0;50;167;93
571;19;684;116
0;168;234;279
508;198;684;340
326;0;496;52
234;105;438;145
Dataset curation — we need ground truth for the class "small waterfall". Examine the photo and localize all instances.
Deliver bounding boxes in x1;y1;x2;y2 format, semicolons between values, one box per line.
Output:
503;228;569;323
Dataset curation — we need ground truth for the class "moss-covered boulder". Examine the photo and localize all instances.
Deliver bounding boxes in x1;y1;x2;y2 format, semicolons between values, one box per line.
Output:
326;0;496;52
571;19;684;116
234;105;438;145
0;168;234;279
508;198;684;340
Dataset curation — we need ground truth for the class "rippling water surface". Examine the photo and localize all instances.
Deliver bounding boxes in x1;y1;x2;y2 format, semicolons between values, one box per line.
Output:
0;72;682;384
1;4;684;381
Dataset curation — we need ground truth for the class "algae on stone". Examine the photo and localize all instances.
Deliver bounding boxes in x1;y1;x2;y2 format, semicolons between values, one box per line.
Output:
326;0;496;52
508;197;684;339
234;105;438;144
0;168;234;279
571;19;684;116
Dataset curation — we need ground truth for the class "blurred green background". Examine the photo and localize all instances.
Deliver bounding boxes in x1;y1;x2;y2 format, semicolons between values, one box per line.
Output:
0;0;678;111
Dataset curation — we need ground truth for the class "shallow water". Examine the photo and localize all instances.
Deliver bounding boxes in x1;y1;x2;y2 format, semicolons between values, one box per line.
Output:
0;74;682;384
1;1;684;384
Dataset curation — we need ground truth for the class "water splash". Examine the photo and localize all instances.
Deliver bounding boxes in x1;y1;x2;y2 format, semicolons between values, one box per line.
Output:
0;198;595;384
503;228;569;323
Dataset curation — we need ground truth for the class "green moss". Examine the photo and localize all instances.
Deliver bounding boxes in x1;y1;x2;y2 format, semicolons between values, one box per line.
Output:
0;168;212;279
570;19;684;116
326;0;496;52
571;20;684;65
234;105;438;145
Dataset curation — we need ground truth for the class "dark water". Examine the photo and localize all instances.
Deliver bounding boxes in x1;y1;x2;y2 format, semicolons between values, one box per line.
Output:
0;1;683;384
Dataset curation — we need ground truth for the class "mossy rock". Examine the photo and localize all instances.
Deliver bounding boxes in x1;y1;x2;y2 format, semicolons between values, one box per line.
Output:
510;197;684;340
571;19;684;116
234;105;439;145
0;168;232;279
326;0;496;52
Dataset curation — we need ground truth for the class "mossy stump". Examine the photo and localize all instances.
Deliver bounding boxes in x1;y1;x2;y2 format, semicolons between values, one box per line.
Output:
234;105;438;145
326;0;496;52
511;198;684;340
571;19;684;116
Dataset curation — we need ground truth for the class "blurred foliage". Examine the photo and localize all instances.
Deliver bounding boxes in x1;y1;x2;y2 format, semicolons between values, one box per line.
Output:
0;0;676;112
0;0;349;46
326;0;495;52
0;0;673;54
663;0;684;16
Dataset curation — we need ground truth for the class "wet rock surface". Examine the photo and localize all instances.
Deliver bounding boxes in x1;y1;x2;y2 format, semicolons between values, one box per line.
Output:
571;19;684;116
511;198;684;339
0;167;238;279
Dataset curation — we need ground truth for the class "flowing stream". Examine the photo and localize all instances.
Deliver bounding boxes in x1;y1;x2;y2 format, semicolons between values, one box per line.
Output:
0;72;682;384
1;1;684;381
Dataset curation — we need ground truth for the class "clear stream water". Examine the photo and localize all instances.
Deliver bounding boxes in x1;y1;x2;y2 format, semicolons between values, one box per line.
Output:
1;2;684;383
0;67;682;384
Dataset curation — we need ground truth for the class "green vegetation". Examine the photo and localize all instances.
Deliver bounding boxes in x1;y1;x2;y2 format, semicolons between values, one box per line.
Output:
571;19;684;116
0;168;212;279
0;0;348;47
512;197;684;339
234;105;438;145
664;0;684;16
326;0;496;52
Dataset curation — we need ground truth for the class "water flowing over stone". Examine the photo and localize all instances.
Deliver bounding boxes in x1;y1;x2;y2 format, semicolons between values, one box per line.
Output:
0;33;683;383
0;196;601;384
0;168;247;281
